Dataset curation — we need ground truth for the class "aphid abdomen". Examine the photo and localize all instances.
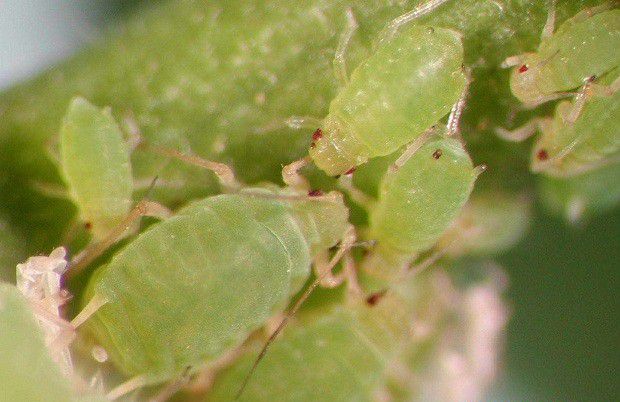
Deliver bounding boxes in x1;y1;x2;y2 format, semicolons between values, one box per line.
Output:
60;97;133;240
83;195;311;383
511;10;620;103
532;90;620;176
369;137;476;259
311;25;466;175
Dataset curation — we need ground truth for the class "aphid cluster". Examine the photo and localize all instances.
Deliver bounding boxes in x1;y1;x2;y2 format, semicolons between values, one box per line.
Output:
498;2;619;221
3;0;570;400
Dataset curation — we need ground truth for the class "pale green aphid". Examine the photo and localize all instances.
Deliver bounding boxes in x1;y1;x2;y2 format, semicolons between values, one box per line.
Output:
207;287;414;402
529;84;619;177
505;2;620;106
76;186;351;398
305;19;467;176
0;283;106;402
59;97;133;241
539;162;620;223
436;191;532;257
364;133;479;270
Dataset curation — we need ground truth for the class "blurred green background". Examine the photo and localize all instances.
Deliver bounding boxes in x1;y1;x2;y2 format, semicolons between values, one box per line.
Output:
0;1;617;401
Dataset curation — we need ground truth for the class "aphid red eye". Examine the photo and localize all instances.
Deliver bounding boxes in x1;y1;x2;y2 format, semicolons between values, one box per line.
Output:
365;290;387;306
518;64;529;73
312;128;323;141
84;222;93;230
344;167;356;175
432;149;443;159
308;189;323;197
537;149;549;161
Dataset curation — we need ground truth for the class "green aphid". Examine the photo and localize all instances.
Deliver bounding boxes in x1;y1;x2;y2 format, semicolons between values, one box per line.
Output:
530;85;619;177
206;290;414;402
365;134;479;269
437;191;532;257
505;2;620;107
539;162;620;223
76;188;351;396
309;23;466;176
59;97;133;241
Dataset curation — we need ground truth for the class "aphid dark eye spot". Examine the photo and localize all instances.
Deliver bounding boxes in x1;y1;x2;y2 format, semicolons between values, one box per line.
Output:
432;149;443;159
537;149;549;161
344;167;356;175
366;290;387;306
310;142;316;149
84;222;93;230
312;128;323;141
426;27;435;34
518;64;529;73
308;189;323;197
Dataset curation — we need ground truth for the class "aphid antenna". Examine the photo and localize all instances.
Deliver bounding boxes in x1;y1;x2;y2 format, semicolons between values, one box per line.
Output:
333;7;359;86
541;0;557;40
337;174;376;210
68;198;172;278
282;156;312;190
388;126;438;174
142;141;241;191
376;0;453;46
106;374;149;401
446;69;471;138
235;225;356;400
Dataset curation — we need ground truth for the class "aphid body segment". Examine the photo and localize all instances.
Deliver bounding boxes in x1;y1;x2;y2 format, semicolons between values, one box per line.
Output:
81;189;349;385
310;25;466;176
59;97;133;240
531;85;619;177
367;135;477;266
509;5;620;105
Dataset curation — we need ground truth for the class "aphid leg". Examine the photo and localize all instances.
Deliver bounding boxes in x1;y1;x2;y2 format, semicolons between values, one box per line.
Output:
106;374;149;400
149;367;192;402
540;0;556;40
446;72;471;137
566;76;597;124
388;127;437;174
500;55;524;69
282;156;312;191
567;1;617;24
235;225;357;399
342;251;363;298
495;119;542;142
376;0;452;45
333;8;358;87
337;174;376;210
283;116;323;130
29;181;68;199
71;293;109;329
144;143;241;191
69;200;172;277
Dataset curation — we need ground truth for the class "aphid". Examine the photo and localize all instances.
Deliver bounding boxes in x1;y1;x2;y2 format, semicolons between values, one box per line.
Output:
435;192;532;257
362;131;481;272
207;286;415;402
59;97;134;241
284;2;467;176
71;158;356;399
538;162;620;223
503;1;620;107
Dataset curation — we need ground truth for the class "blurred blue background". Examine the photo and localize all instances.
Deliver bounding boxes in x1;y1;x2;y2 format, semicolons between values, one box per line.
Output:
1;1;617;401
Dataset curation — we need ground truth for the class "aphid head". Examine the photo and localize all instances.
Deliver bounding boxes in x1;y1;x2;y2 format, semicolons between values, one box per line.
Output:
509;53;544;104
308;115;368;176
288;190;350;255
